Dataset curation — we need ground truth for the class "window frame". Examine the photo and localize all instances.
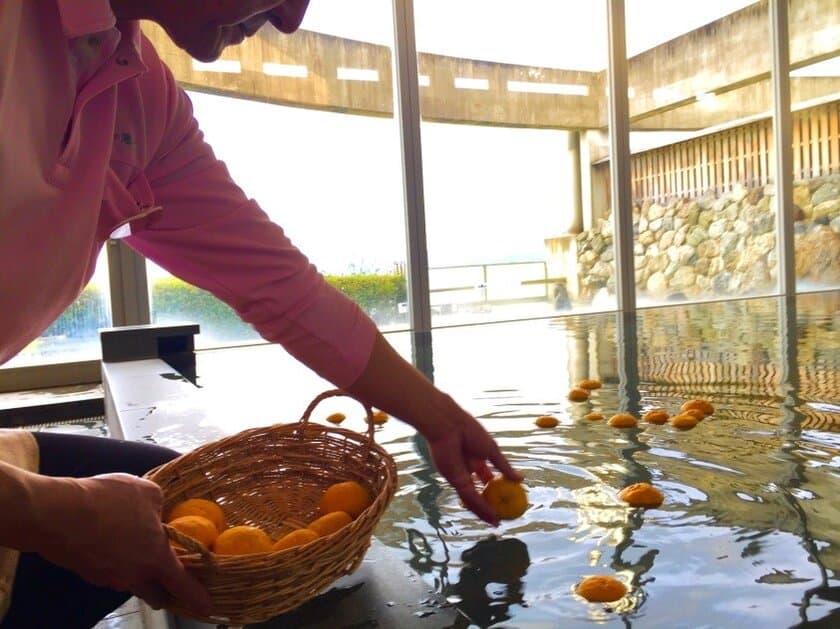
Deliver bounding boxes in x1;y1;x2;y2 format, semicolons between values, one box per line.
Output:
2;0;798;391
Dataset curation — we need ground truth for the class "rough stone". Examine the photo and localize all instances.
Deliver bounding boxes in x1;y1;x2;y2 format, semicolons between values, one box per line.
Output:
811;181;840;207
646;271;668;297
686;225;708;247
647;203;666;221
712;271;733;294
651;252;669;273
750;212;775;235
697;239;720;258
728;183;749;202
708;256;725;276
579;250;598;266
812;199;840;223
795;226;840;283
753;232;776;256
639;230;656;246
573;175;840;303
733;219;750;235
671;266;697;290
720;232;739;258
698;209;715;229
590;261;612;279
793;184;811;209
707;218;728;239
712;196;730;213
745;187;764;205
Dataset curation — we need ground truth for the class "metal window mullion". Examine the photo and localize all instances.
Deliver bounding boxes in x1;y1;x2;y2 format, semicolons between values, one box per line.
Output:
607;1;639;422
770;0;795;296
107;239;151;326
607;0;635;313
392;0;433;378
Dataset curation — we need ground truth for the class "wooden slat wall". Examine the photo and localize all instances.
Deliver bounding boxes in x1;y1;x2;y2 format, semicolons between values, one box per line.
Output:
626;100;840;203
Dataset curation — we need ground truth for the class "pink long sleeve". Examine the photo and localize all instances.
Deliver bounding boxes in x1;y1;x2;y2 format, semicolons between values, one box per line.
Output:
126;38;377;388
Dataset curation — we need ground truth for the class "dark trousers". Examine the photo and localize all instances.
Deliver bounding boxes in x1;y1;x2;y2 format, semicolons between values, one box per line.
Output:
1;432;179;629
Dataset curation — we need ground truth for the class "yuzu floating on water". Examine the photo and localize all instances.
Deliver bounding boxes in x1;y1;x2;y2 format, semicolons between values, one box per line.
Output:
535;415;559;428
577;378;603;390
576;575;627;602
680;399;714;417
482;475;529;521
670;413;699;430
643;409;669;424
618;482;665;508
325;412;346;424
568;387;590;402
308;511;353;537
168;515;219;549
167;498;226;533
608;413;638;428
584;412;604;421
318;480;372;518
272;528;319;551
681;408;706;421
213;525;273;555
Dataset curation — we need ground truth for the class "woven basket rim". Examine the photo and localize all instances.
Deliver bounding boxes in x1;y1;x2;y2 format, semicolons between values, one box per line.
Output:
144;389;399;624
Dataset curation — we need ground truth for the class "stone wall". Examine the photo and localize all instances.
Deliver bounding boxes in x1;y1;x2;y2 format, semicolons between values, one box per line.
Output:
576;175;840;301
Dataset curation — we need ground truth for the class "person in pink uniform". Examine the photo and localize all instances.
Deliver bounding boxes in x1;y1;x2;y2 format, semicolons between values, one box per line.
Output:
0;1;522;626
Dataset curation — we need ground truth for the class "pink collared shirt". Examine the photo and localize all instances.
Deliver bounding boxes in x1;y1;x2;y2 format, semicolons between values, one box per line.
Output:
0;0;376;387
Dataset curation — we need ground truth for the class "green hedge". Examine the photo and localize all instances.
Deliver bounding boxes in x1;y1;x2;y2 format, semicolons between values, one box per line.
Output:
44;273;407;342
324;273;407;323
151;278;257;341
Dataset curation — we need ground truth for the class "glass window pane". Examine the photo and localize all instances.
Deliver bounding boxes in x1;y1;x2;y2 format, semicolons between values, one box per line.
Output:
1;250;111;367
625;1;775;306
145;1;409;347
414;1;615;323
789;0;840;292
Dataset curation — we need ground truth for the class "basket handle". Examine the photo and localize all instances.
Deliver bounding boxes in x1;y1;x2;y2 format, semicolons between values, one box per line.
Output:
164;523;216;566
300;389;377;443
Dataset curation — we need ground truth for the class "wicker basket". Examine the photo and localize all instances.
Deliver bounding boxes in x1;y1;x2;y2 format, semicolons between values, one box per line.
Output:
144;389;398;625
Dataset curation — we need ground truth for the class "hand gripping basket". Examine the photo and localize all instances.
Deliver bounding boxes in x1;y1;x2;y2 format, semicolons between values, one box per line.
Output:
144;390;398;625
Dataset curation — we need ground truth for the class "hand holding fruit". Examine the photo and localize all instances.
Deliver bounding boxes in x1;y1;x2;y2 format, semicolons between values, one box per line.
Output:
421;400;524;526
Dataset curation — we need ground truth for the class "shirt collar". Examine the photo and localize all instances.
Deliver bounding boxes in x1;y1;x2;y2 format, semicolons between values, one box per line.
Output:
55;0;143;58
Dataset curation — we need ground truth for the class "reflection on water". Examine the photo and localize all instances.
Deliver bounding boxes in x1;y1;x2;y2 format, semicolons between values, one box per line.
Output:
374;292;840;628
